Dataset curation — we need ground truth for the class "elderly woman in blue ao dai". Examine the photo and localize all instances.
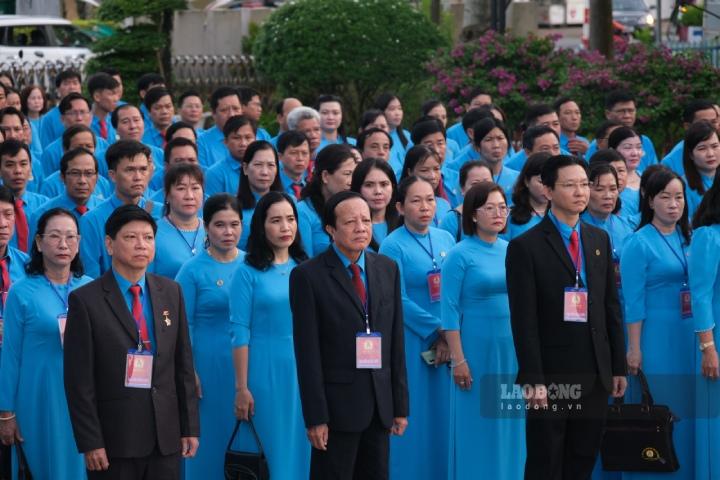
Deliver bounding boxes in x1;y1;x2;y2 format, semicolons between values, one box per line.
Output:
151;163;205;279
681;121;719;219
231;192;310;479
440;160;493;243
297;144;357;257
507;153;551;240
177;194;245;480
0;208;92;479
351;158;399;252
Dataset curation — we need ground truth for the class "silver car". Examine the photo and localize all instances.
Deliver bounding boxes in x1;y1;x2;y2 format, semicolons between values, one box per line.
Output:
0;15;93;63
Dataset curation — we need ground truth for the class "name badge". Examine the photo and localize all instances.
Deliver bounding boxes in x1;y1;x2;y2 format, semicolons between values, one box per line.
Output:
356;332;382;369
564;287;588;322
613;257;622;289
680;286;692;319
57;313;67;347
125;350;154;389
427;269;441;303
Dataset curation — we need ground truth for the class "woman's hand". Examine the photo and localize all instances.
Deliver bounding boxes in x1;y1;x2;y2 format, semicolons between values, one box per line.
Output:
626;348;642;375
234;388;255;420
433;337;451;366
702;348;719;380
0;415;22;446
452;361;472;391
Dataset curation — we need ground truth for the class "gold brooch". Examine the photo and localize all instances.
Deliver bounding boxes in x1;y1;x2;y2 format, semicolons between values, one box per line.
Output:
217;279;224;287
162;310;171;327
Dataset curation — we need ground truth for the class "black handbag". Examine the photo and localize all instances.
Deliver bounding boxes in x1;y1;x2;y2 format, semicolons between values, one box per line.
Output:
600;369;679;472
15;443;32;480
224;419;270;480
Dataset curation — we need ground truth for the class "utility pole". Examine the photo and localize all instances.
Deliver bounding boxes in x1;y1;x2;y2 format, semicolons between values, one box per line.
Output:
589;0;613;57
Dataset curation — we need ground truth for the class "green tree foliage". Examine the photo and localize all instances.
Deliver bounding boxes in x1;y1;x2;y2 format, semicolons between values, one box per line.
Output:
253;0;447;125
85;0;186;104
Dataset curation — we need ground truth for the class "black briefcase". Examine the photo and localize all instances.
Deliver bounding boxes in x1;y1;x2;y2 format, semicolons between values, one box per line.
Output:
600;369;679;472
15;443;32;480
224;419;270;480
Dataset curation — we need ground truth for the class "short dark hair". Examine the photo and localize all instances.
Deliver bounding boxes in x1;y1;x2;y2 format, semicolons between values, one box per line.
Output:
237;86;260;105
459;159;493;189
420;99;443;117
0;106;24;124
461;107;494;132
639;168;690;243
62;124;95;151
106;140;151;171
87;73;120;96
245;192;308;270
59;93;90;115
541;154;588;188
223;115;255;138
166;121;197;142
203;193;242;227
400;145;442;185
178;90;202;106
0;139;30;163
553;96;577;112
471;117;509;148
523;125;558;151
277;130;308;154
468;87;491;102
462;182;507;235
323;190;366;230
55;69;81;88
105;204;157;239
164;137;198;163
143;88;172;110
594;120;622;141
60;147;97;175
682;98;716;124
410;117;445;145
26;208;84;277
607;126;639;150
588;148;626;168
99;67;121;77
605;90;635;110
136;73;164;94
0;185;15;206
524;104;555;129
110;103;140;129
356;127;393;151
210;86;240;112
163;163;204;216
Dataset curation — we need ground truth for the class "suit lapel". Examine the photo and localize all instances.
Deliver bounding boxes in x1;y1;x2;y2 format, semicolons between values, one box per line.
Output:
146;274;166;353
541;217;577;278
101;271;140;344
325;248;365;317
580;223;597;291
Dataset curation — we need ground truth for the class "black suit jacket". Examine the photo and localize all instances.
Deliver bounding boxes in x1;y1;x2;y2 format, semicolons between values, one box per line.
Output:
63;271;199;458
506;216;627;393
290;248;409;433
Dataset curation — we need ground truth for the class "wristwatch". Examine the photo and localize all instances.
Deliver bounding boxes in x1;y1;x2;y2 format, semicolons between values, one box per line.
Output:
700;341;715;352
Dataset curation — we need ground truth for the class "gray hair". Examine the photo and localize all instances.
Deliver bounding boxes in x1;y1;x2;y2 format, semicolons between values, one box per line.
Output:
287;106;320;131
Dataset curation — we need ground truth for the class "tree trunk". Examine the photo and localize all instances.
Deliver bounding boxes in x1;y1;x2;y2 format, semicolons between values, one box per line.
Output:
63;0;78;20
430;0;441;24
589;0;613;58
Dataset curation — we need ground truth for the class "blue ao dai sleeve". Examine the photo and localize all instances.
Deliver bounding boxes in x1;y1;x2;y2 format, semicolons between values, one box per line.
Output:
689;226;719;332
229;265;254;348
0;286;27;411
440;245;467;331
175;264;198;344
619;233;648;324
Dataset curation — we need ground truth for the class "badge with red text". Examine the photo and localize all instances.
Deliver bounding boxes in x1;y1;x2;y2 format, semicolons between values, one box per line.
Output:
57;314;67;347
680;286;692;319
356;332;382;369
427;269;441;303
564;287;588;322
125;350;154;388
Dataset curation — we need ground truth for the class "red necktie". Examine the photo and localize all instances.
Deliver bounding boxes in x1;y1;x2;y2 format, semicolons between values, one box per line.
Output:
13;199;28;253
76;204;88;216
569;229;581;271
0;258;10;307
349;263;367;307
99;118;108;140
129;285;152;351
291;183;302;200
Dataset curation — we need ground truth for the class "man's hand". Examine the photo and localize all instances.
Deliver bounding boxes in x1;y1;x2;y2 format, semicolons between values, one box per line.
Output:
567;138;589;155
612;376;628;398
194;372;203;399
85;448;109;471
181;437;199;458
307;424;329;451
526;384;548;410
391;417;408;436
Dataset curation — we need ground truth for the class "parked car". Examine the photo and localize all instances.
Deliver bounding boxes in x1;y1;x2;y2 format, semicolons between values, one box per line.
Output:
0;15;93;63
613;0;656;31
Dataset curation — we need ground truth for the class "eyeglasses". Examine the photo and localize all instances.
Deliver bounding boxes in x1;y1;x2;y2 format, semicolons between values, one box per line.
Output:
65;170;97;178
41;232;79;244
65;110;89;118
557;182;590;190
476;205;509;217
611;108;636;115
0;126;22;134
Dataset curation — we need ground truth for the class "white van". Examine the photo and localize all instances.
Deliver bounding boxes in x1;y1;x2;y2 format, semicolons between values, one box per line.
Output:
0;15;93;63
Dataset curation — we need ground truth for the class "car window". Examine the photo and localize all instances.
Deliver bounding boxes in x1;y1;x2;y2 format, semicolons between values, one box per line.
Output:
6;25;49;47
50;25;92;48
614;0;648;11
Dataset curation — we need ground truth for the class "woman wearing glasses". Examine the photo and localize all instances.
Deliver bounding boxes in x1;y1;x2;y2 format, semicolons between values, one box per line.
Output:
440;182;524;479
0;208;91;479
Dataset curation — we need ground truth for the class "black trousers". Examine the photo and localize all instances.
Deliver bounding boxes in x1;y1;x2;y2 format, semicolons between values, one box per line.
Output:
309;413;389;480
524;379;610;480
87;449;180;480
0;444;9;480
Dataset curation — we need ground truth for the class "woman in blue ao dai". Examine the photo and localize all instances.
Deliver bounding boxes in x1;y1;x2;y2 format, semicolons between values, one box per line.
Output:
231;192;310;479
177;194;245;480
506;153;550;240
440;160;493;243
620;170;695;479
441;182;524;480
351;158;399;252
379;177;454;480
0;208;92;479
681;121;718;220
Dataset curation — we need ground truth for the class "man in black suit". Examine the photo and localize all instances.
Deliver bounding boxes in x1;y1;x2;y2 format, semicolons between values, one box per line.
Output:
290;191;409;480
64;205;199;479
506;155;627;480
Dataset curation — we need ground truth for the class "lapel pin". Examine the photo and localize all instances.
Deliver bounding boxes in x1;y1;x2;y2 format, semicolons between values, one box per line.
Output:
595;249;601;256
217;279;224;287
163;310;171;327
